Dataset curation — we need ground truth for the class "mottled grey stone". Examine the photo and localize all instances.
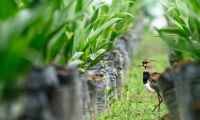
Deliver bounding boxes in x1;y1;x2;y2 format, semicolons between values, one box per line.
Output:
159;63;200;120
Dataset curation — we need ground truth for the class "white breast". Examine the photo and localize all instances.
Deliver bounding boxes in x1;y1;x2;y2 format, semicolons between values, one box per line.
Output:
144;81;156;93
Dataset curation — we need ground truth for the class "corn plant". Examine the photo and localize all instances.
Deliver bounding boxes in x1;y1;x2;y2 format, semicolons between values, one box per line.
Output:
158;0;200;62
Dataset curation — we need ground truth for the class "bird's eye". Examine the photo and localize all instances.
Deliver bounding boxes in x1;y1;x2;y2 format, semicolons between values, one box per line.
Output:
143;62;148;64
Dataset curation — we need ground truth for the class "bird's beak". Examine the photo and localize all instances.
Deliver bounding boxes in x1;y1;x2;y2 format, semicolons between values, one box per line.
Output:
138;65;144;67
150;60;158;62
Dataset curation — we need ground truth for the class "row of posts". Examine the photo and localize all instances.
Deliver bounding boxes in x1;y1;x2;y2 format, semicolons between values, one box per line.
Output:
0;19;143;120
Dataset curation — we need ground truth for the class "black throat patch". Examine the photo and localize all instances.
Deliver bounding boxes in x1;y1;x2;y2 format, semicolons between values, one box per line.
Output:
143;71;150;84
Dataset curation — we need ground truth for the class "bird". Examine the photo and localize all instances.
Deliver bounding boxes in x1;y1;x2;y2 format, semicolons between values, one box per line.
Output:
139;59;163;112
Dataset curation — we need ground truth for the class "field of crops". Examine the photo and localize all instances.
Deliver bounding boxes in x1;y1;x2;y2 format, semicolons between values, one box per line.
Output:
0;0;200;120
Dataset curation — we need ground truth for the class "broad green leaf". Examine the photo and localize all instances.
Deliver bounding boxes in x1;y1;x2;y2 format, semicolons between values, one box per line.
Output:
76;0;83;12
68;59;84;67
0;0;18;20
97;42;113;50
89;54;104;67
70;52;84;61
90;49;106;60
65;35;74;63
46;29;66;63
90;8;99;24
157;28;188;38
83;18;122;51
88;18;122;40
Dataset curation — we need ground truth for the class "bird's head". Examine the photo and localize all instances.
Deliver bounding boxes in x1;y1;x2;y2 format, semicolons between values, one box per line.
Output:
142;59;152;68
139;59;157;69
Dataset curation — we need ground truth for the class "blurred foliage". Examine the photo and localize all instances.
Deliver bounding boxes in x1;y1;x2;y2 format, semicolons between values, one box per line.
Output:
158;0;200;62
0;0;137;100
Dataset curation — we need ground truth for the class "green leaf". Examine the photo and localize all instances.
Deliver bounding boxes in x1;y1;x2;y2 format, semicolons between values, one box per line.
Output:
68;59;84;67
88;18;122;40
90;49;106;60
90;8;99;24
98;41;113;50
83;18;122;51
70;52;84;61
80;46;91;67
89;54;104;67
75;0;83;12
46;28;66;63
65;35;75;63
0;0;18;20
157;28;187;38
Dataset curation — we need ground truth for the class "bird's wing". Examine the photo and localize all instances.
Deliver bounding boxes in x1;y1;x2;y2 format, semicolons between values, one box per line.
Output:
149;72;160;82
149;72;160;91
150;82;159;91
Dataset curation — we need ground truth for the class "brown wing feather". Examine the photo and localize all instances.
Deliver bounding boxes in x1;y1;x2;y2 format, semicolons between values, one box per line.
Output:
150;82;159;91
149;72;160;81
149;72;160;91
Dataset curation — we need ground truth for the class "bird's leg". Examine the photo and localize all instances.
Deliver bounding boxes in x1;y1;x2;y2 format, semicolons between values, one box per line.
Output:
152;93;163;112
158;93;163;110
159;93;163;102
158;93;161;111
157;93;163;112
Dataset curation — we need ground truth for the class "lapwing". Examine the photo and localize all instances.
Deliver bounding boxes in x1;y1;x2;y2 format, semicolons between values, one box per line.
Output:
139;59;163;112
